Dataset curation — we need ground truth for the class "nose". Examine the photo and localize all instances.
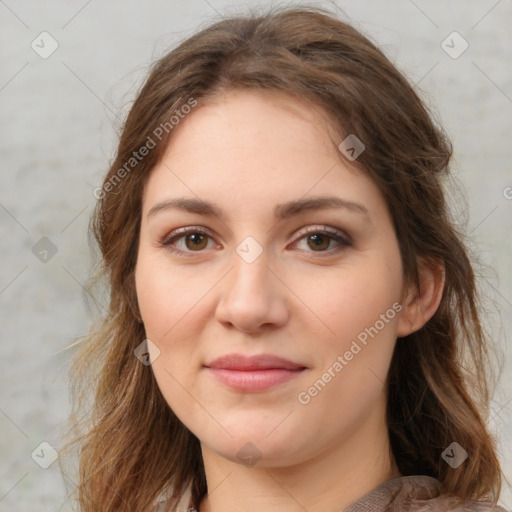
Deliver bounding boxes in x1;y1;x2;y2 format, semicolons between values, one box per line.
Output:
214;252;289;334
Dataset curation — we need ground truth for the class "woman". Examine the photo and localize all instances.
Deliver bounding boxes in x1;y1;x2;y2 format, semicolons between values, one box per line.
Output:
64;5;509;512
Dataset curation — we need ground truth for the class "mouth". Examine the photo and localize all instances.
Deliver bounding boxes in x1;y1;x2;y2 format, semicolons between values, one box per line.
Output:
204;353;308;392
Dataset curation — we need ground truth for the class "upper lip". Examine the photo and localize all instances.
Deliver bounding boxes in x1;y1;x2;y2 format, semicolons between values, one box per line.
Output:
205;353;306;371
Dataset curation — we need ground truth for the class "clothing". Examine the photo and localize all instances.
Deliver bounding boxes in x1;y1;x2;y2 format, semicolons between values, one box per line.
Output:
343;475;508;511
154;475;509;512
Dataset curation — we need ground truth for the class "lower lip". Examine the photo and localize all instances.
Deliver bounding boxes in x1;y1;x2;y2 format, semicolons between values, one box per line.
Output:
206;367;305;392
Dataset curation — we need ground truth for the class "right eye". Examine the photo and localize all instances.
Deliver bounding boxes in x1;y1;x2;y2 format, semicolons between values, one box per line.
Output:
160;227;218;256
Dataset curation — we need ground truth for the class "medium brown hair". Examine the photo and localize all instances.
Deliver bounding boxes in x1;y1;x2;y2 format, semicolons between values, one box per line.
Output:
62;5;504;511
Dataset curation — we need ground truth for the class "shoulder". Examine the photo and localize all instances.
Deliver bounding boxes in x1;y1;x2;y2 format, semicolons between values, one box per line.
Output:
426;493;510;512
344;475;510;512
427;495;509;512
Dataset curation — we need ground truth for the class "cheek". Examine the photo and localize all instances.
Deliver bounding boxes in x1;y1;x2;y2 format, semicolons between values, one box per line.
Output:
292;272;401;442
290;252;403;407
290;259;402;346
135;254;212;341
135;259;207;431
135;254;211;396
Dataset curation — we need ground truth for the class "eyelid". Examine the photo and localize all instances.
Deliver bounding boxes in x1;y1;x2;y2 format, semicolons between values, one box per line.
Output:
292;224;352;245
159;226;218;258
160;226;212;245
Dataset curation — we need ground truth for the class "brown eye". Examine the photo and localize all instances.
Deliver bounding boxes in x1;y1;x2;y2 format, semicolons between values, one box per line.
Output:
306;233;331;251
293;226;351;255
185;232;208;250
160;227;215;256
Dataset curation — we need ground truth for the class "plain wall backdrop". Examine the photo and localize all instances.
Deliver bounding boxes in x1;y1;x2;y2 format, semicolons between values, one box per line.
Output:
0;1;511;510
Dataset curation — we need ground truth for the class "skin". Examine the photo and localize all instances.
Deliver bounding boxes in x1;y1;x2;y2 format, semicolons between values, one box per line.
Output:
135;90;444;512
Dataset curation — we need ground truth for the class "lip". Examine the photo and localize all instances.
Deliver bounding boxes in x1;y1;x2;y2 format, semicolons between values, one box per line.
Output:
206;353;306;371
204;353;307;392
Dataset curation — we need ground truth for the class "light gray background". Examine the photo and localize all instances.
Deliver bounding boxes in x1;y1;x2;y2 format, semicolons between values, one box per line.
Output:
0;1;510;511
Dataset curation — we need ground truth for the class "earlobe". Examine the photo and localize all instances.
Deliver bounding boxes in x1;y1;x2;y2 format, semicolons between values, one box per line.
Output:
396;259;445;338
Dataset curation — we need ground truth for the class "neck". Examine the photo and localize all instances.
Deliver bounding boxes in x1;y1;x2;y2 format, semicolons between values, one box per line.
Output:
198;405;400;512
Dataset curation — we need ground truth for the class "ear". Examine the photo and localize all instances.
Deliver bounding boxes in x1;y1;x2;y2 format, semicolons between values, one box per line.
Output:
396;258;445;338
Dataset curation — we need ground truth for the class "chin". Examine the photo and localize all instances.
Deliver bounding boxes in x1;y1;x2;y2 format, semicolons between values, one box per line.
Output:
197;417;310;468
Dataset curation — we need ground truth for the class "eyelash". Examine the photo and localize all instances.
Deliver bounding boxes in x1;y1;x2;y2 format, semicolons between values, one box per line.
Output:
159;225;352;258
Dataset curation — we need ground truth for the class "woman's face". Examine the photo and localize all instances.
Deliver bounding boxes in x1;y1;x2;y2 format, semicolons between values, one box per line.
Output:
135;90;409;468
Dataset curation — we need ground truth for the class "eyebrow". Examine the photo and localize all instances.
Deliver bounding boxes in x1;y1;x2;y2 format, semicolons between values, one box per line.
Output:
147;196;370;221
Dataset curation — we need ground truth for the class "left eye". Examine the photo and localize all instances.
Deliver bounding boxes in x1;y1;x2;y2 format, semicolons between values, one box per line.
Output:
294;232;345;252
160;226;351;256
291;225;351;254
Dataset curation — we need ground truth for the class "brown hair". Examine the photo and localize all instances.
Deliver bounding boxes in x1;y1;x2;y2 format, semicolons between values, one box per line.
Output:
62;5;504;511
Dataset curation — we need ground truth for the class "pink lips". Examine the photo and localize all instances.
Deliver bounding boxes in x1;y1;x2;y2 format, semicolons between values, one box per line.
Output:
204;354;307;392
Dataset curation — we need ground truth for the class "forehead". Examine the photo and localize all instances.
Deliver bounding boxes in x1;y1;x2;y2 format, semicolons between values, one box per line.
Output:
141;90;384;221
167;89;338;159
